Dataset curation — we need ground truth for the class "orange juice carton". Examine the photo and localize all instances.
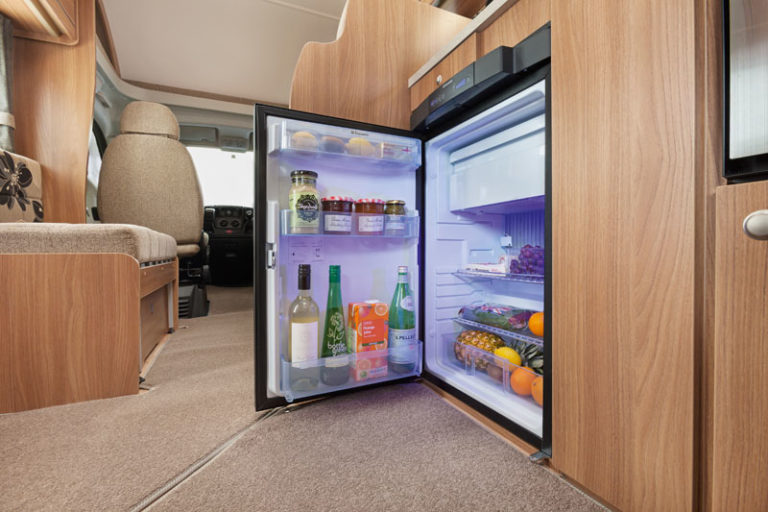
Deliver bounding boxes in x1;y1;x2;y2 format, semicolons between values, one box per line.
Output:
347;300;389;382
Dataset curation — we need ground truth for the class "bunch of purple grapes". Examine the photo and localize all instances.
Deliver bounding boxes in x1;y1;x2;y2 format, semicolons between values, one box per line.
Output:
509;244;545;275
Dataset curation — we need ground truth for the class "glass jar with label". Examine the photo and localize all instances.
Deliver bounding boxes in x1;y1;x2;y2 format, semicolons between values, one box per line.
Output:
354;199;385;235
321;196;353;235
289;170;320;234
384;200;407;236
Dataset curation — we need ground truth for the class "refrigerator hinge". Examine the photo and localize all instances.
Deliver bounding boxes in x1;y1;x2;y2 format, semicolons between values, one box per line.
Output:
529;451;550;465
265;243;276;269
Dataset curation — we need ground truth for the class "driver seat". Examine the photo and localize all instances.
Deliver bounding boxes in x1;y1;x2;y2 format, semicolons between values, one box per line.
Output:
98;101;209;317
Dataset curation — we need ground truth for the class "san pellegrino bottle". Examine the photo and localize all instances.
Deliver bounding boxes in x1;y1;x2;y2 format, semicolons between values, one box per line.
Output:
288;264;319;391
321;265;349;386
388;265;416;374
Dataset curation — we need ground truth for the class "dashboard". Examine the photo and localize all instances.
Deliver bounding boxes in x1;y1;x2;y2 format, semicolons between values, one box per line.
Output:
204;205;254;235
204;205;254;286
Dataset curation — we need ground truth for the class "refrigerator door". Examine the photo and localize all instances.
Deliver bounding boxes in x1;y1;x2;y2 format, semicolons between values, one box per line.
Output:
421;72;551;449
254;106;425;411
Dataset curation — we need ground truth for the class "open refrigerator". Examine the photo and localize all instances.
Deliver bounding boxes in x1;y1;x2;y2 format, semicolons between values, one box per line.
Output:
254;44;550;450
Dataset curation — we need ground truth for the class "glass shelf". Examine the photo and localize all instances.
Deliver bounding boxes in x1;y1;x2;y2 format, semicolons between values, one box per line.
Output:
445;333;542;408
280;210;419;239
454;269;544;284
452;317;543;348
281;341;423;403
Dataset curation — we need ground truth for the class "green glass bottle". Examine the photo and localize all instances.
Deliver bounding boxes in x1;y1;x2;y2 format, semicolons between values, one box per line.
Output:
321;265;349;386
388;265;416;374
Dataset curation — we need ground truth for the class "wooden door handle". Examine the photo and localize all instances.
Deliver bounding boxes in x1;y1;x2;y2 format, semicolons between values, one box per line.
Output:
743;210;768;240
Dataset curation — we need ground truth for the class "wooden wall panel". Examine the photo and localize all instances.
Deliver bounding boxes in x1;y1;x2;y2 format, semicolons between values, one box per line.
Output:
550;1;696;510
289;0;469;130
12;0;95;223
477;0;550;57
0;253;140;413
712;182;768;511
409;34;477;112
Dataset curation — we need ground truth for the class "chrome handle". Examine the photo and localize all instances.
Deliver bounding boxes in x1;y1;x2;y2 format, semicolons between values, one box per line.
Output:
743;210;768;240
436;74;443;85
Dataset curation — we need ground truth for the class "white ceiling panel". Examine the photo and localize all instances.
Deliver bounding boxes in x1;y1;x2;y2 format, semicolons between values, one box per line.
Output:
101;0;346;105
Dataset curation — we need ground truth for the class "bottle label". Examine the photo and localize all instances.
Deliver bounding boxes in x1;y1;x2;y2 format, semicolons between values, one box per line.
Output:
290;192;319;229
388;328;416;364
324;213;351;232
323;311;347;357
358;215;384;232
400;296;415;311
291;321;318;368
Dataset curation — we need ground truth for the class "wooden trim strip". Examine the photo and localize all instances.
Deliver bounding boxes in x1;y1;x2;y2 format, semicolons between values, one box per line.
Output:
139;260;176;298
124;79;287;108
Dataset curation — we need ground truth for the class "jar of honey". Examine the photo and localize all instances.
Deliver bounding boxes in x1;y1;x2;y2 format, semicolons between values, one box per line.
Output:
354;199;385;235
321;197;353;234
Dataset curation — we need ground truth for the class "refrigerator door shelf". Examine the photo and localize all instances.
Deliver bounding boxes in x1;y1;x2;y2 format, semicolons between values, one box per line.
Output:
280;341;423;403
453;317;543;349
440;333;542;435
280;209;420;239
269;119;421;172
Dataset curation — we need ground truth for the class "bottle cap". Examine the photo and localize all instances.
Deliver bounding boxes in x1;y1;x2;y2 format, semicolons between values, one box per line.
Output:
328;265;340;282
298;264;311;290
397;265;408;274
291;170;318;179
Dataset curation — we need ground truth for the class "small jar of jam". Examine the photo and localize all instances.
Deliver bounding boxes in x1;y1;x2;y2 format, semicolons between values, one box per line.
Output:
384;200;407;236
354;199;385;235
321;196;353;234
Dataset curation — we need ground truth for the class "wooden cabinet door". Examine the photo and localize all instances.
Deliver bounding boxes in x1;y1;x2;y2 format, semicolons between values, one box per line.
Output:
713;181;768;510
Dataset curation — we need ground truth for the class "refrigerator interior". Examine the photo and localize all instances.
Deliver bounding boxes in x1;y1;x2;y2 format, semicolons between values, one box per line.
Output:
424;80;547;437
264;115;423;402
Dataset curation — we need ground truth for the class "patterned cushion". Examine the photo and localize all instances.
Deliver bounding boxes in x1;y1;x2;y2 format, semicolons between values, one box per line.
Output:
0;223;177;264
0;151;43;223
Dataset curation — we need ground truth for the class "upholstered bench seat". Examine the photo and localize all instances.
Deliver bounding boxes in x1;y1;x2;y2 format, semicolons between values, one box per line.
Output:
0;223;176;264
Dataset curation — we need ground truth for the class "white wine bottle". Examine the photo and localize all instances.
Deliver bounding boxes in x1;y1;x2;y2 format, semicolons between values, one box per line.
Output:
288;264;319;391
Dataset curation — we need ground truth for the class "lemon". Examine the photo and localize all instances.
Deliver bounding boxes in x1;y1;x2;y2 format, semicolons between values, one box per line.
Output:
494;346;522;366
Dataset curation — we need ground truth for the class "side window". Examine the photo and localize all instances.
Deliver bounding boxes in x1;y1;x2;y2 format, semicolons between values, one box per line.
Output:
85;122;106;222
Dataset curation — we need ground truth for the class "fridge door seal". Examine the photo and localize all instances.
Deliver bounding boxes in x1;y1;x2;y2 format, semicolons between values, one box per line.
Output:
418;63;552;453
254;105;425;411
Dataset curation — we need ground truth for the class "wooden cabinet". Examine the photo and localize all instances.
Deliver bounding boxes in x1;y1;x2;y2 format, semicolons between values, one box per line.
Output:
550;0;696;510
289;0;469;130
0;0;78;45
712;182;768;511
409;34;477;113
477;0;550;57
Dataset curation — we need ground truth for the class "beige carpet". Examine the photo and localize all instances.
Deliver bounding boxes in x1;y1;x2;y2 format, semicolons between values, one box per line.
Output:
153;383;603;512
207;285;253;315
0;309;257;512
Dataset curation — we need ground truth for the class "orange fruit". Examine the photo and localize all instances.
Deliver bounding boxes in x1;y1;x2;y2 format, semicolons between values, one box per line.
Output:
528;312;544;337
531;376;544;406
374;303;388;316
510;367;536;396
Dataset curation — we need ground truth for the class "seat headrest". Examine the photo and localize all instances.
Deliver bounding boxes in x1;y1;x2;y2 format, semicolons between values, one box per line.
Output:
119;101;180;140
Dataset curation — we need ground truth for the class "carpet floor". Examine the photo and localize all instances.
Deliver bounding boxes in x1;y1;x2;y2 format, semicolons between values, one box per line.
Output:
207;286;253;315
0;309;257;512
1;288;602;512
153;383;602;512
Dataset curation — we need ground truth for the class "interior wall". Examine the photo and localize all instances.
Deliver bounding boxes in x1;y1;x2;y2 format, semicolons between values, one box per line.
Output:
12;0;96;223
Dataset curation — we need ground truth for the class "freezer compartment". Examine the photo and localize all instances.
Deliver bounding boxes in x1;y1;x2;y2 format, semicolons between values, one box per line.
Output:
280;210;420;238
280;341;423;402
269;117;421;170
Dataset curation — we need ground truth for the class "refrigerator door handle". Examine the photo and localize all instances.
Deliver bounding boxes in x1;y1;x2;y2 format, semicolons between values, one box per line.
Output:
266;199;282;396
